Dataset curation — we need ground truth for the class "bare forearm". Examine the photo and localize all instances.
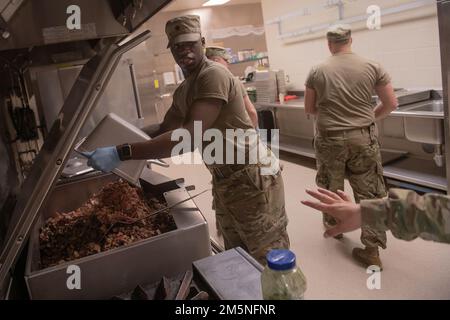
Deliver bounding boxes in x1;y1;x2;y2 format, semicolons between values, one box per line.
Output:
130;131;180;160
130;98;222;161
249;111;258;128
374;83;398;121
131;121;200;160
304;87;318;115
306;108;318;115
244;96;259;128
374;104;393;121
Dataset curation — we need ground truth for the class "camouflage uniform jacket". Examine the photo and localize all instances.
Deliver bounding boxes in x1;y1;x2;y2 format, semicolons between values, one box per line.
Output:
361;189;450;243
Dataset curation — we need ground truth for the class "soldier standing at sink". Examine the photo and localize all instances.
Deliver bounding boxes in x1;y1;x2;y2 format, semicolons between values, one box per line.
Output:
83;15;290;265
304;25;398;269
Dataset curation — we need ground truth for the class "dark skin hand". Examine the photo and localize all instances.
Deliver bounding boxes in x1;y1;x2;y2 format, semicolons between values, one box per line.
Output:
126;38;224;161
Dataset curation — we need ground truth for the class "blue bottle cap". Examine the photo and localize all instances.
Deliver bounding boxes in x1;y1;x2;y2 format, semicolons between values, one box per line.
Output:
266;249;296;271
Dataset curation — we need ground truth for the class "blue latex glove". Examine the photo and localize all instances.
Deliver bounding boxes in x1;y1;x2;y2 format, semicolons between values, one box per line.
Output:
81;146;120;173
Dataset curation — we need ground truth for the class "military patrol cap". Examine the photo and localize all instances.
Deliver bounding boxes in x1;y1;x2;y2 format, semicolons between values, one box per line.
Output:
327;24;352;43
205;46;232;63
165;15;202;48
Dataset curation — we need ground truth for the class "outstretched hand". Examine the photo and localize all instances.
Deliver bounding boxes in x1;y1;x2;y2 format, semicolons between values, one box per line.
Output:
301;188;362;238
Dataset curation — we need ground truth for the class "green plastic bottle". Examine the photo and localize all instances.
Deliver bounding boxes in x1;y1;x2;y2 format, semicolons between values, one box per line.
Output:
261;249;307;300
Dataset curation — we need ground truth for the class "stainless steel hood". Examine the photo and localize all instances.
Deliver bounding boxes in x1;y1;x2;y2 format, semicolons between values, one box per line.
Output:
0;0;172;51
0;0;126;51
437;1;450;192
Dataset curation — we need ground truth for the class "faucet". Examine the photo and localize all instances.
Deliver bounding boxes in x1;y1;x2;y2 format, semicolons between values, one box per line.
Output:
433;144;444;167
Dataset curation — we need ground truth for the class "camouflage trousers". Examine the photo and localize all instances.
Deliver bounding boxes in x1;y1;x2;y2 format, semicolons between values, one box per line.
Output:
314;126;387;249
209;164;290;265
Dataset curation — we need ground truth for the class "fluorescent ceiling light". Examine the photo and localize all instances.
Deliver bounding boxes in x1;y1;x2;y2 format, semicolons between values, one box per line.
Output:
203;0;230;6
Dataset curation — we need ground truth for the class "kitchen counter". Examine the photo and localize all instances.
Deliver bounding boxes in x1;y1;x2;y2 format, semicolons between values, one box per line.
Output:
390;99;444;119
257;98;444;118
256;99;305;110
255;99;447;192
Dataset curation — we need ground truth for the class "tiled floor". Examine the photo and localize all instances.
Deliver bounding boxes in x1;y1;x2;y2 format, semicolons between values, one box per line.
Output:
152;151;450;299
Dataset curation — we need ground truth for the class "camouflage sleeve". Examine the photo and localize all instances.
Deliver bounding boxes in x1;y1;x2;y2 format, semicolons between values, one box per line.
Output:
360;189;450;243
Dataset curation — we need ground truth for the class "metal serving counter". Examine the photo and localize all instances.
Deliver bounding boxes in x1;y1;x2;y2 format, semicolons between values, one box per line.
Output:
257;99;316;158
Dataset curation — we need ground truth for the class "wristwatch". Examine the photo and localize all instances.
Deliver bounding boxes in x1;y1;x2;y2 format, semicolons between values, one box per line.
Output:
116;143;133;161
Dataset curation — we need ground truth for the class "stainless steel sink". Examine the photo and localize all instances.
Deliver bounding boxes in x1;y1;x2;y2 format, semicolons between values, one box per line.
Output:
402;100;444;115
398;100;444;144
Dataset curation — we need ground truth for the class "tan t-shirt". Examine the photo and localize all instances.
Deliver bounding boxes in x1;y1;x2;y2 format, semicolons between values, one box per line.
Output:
305;52;391;131
170;58;255;165
239;81;248;97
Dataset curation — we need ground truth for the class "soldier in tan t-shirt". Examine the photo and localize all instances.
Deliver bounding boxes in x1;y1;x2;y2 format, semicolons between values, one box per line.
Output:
305;24;398;269
84;15;290;265
205;46;259;128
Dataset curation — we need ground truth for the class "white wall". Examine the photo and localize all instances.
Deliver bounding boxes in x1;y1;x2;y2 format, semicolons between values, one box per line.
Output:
261;0;442;90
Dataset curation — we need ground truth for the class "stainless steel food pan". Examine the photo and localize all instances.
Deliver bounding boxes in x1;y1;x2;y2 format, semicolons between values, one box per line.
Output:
24;171;211;299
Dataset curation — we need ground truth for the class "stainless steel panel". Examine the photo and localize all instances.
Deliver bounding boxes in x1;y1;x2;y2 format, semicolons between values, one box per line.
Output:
407;101;444;113
193;247;263;300
383;157;447;191
0;0;24;22
0;0;128;51
36;58;141;139
0;31;151;297
82;58;142;136
380;117;405;139
437;1;450;193
396;90;431;107
278;135;315;159
24;173;210;299
35;69;65;130
0;0;9;12
275;107;314;139
58;66;82;98
61;157;93;178
404;117;444;145
76;113;149;187
392;100;445;119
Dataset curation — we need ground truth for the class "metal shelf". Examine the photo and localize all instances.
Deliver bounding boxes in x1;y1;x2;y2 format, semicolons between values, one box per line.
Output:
277;136;410;165
276;136;446;191
229;56;268;65
277;135;316;159
383;157;447;191
257;102;447;191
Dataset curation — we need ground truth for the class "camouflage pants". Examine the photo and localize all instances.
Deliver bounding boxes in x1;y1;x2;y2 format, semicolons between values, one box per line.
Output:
314;127;387;249
210;164;290;265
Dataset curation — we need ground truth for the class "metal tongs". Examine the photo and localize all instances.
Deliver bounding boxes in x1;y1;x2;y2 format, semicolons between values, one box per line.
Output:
98;188;211;242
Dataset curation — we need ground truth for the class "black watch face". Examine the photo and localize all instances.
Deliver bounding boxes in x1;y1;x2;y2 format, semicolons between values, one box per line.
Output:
123;145;131;157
